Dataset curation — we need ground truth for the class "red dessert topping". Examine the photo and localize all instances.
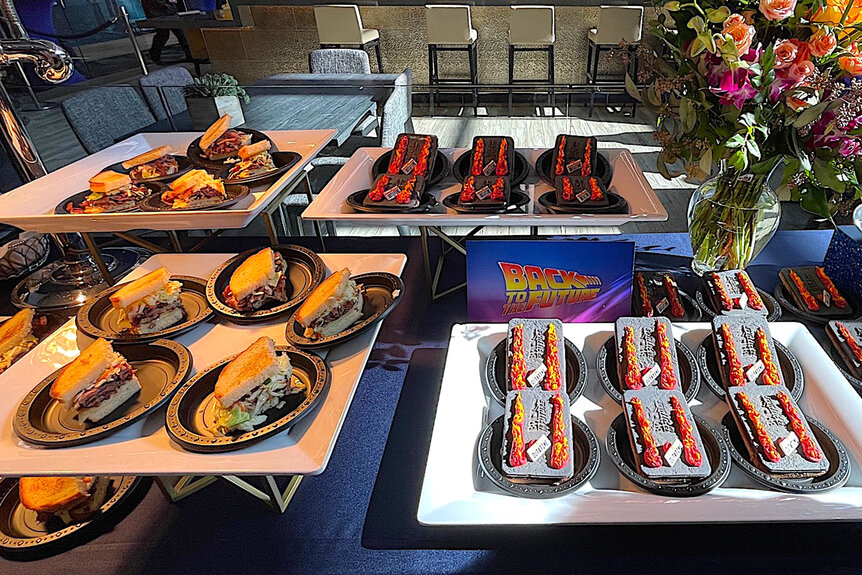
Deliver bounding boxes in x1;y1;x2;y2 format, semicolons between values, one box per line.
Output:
777;390;823;462
623;326;642;390
736;391;781;463
710;273;734;311
836;322;862;365
510;324;527;390
396;178;415;204
736;272;764;310
816;267;848;308
508;392;527;466
491;178;506;201
368;175;389;201
637;273;653;317
496;138;509;176
549;393;569;469
470;138;484;176
544;323;562;391
720;324;745;387
561;177;575;201
588;177;603;200
670;395;703;467
554;136;566;176
755;327;781;386
414;136;433;177
582;139;592;177
387;136;408;174
790;270;819;311
663;275;685;318
630;397;662;468
656;321;677;390
460;176;476;202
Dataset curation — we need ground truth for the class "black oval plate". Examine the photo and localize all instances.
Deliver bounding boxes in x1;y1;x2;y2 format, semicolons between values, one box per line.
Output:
829;346;862;396
0;476;148;556
347;190;438;214
221;151;302;186
76;275;212;344
696;288;782;322
452;150;530;187
103;154;193;184
441;190;530;214
477;414;600;499
483;337;588;406
54;182;165;215
596;335;700;403
537;191;629;215
721;412;850;494
697;334;804;401
206;245;325;324
774;283;862;325
165;346;329;453
139;184;250;212
607;413;730;497
371;149;450;187
534;148;613;188
13;339;192;447
186;128;276;171
285;272;404;349
631;290;702;322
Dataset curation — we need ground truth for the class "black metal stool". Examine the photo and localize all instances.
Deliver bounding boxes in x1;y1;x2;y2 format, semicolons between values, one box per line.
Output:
426;5;478;115
508;5;555;115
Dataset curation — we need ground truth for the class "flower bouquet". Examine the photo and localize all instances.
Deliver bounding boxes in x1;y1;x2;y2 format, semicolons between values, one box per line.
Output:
630;0;862;272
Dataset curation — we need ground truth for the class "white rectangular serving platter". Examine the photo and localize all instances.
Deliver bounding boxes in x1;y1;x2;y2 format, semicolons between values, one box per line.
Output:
0;251;405;476
302;146;667;227
417;322;862;525
0;130;336;234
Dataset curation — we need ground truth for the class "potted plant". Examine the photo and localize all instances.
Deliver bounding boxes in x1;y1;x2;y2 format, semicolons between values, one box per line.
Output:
183;73;250;130
628;0;862;273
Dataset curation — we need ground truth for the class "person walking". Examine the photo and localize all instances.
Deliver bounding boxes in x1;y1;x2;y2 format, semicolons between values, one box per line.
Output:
141;0;191;64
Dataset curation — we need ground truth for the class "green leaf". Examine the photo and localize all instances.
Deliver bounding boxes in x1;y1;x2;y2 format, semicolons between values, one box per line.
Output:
687;16;705;32
813;158;845;193
793;101;830;128
699;147;713;176
625;74;642;102
854;159;862;191
706;6;730;22
730;149;748;170
664;1;680;10
799;186;831;218
680;98;696;133
746;140;761;160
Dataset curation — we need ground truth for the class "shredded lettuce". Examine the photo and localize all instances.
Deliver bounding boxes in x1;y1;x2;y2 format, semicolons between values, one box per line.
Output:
214;403;252;431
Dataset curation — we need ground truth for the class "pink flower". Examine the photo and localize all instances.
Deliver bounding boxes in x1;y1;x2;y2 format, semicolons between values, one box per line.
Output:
712;68;757;109
773;39;799;69
760;0;797;21
840;138;861;156
808;28;837;57
723;15;756;56
787;60;816;83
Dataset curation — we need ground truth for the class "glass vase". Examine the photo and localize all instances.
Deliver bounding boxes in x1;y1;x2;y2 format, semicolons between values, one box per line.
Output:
687;169;780;275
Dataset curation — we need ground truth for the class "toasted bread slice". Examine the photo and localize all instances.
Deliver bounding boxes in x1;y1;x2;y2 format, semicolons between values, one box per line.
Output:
50;338;116;403
238;140;271;161
215;336;282;406
296;268;352;327
229;248;277;301
109;267;171;310
19;477;93;513
0;308;35;355
121;145;173;170
89;171;131;194
199;114;231;151
169;169;210;195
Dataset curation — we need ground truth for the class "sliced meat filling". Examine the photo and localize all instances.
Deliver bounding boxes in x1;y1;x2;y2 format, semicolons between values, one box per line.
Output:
72;363;135;409
223;255;288;312
310;299;356;331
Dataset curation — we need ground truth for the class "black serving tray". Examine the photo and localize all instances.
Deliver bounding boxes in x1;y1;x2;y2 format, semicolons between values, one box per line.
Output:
103;154;193;184
139;184;250;212
696;287;782;322
774;283;862;325
165;346;329;453
284;272;403;349
14;340;192;447
55;182;164;215
76;275;211;344
534;148;613;188
347;190;438;213
221;151;302;185
536;191;628;215
477;414;599;499
206;245;325;324
186;128;276;171
452;150;529;187
442;190;530;214
371;149;450;187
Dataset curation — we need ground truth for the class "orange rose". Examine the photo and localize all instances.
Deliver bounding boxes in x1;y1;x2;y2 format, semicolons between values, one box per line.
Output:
723;14;756;56
813;0;862;25
773;39;799;69
809;28;838;58
839;43;862;76
760;0;797;21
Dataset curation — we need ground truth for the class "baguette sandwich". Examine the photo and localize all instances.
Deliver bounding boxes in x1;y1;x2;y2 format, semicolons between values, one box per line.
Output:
223;248;288;312
199;114;251;161
122;145;179;180
109;267;184;334
50;338;141;424
19;476;110;524
68;171;150;214
211;336;304;433
0;308;39;375
161;169;227;210
296;268;363;339
227;140;275;180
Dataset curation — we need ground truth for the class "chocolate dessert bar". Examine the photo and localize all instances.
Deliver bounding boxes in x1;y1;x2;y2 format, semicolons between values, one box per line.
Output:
458;175;510;208
712;315;783;390
622;387;711;482
363;173;425;208
779;266;853;318
726;384;828;477
553;175;609;208
386;133;438;179
501;388;575;482
506;319;566;392
467;136;514;178
552;135;598;178
827;320;862;380
704;269;767;316
614;317;682;393
634;272;686;319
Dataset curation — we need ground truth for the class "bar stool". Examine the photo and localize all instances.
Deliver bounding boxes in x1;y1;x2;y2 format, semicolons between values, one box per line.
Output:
426;4;478;115
508;5;555;115
586;6;643;116
314;5;383;73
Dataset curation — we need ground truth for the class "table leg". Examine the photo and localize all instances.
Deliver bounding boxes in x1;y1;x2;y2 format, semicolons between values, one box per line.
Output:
81;232;115;286
420;226;479;301
112;232;169;254
263;211;280;246
167;230;182;252
155;475;302;513
154;475;217;502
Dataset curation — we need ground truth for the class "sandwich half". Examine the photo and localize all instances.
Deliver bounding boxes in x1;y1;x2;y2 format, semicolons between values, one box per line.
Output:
123;145;179;180
68;171;150;214
296;268;364;339
19;476;110;524
0;308;38;375
110;267;184;334
50;338;141;424
223;247;288;312
226;141;275;180
161;169;227;210
211;336;304;433
199;114;252;161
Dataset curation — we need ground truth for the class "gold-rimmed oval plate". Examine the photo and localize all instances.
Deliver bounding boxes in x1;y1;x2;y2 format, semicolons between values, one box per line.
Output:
75;275;212;344
102;154;193;184
138;184;250;212
164;346;329;453
13;339;192;448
